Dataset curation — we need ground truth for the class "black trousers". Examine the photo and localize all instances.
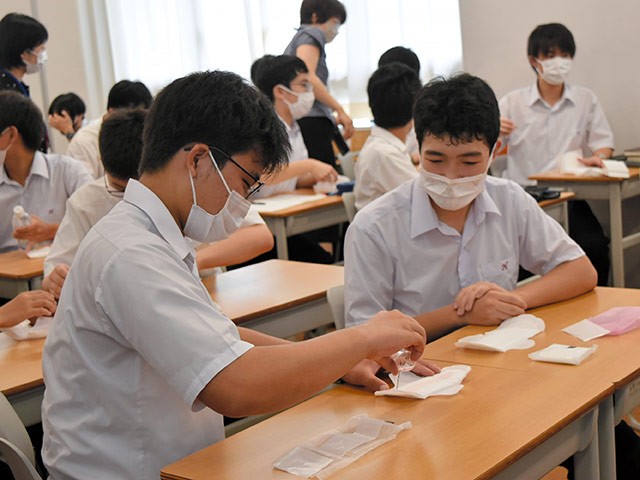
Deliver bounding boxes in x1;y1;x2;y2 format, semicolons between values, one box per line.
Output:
297;116;340;172
568;200;610;286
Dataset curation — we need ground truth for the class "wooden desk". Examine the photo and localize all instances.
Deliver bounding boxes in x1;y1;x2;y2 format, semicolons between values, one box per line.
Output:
539;191;575;231
0;333;45;427
530;168;640;287
161;363;609;480
0;250;44;298
256;189;348;260
203;260;343;338
422;287;640;479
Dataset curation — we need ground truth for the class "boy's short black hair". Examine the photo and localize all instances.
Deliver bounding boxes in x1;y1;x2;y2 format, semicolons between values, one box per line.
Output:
414;73;500;149
252;54;309;102
140;70;290;176
378;47;421;75
99;108;146;181
48;93;86;119
300;0;347;24
0;91;45;151
527;23;576;58
107;80;152;110
368;62;421;130
0;13;48;69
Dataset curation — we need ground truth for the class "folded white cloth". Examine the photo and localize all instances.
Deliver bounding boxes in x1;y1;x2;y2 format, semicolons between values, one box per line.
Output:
528;343;597;366
3;316;52;340
26;245;50;259
455;314;545;352
375;365;471;399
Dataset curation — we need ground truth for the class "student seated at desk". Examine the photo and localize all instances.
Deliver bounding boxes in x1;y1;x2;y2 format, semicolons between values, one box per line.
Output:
354;62;421;210
499;23;613;286
0;290;55;328
345;73;596;366
0;91;92;254
41;71;429;480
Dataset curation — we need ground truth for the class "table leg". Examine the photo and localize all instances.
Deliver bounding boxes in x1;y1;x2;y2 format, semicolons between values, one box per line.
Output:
272;218;289;260
609;183;624;287
598;395;617;480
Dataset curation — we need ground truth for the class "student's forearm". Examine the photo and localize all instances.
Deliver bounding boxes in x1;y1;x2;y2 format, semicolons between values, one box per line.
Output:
263;159;314;185
201;327;373;416
238;327;290;346
414;304;465;341
308;74;344;114
514;256;597;309
195;226;273;270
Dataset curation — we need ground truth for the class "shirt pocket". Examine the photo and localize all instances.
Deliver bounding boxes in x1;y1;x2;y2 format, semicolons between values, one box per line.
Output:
479;255;518;289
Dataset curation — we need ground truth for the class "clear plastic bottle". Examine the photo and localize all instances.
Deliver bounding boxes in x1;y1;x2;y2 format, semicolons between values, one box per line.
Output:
12;205;31;250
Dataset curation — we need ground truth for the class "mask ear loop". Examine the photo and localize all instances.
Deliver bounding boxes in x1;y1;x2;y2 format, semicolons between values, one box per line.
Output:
208;150;232;195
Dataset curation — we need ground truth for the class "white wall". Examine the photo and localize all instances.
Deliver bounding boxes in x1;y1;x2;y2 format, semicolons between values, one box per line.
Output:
459;0;640;287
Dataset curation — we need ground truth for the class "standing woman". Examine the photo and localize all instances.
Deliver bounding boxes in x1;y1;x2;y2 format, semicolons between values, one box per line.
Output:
0;13;48;97
284;0;354;170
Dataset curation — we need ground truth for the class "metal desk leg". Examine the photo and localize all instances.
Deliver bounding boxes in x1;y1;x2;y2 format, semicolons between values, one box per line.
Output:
609;183;624;287
561;200;570;232
598;395;617;480
272;218;289;260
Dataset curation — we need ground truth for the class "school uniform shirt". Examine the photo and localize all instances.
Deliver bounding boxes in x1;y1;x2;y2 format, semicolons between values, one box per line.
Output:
43;177;120;276
66;117;104;178
344;175;585;327
0;152;92;252
254;117;307;198
354;125;418;210
499;82;614;185
42;179;254;480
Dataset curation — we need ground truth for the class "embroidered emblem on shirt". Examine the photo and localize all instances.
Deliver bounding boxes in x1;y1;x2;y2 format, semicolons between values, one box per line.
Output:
501;261;509;271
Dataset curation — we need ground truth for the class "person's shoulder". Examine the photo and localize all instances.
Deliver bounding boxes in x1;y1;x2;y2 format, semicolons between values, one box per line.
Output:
46;153;91;175
70;118;102;142
353;179;413;229
566;84;600;103
67;178;115;209
295;26;324;46
485;175;536;210
499;85;531;104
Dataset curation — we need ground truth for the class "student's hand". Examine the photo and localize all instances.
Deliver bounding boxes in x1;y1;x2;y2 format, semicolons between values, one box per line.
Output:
453;281;507;316
460;290;527;326
310;161;339;183
500;117;515;136
48;111;74;136
0;290;56;328
355;309;426;375
341;358;441;393
578;155;605;168
42;264;70;299
336;109;355;140
13;215;57;244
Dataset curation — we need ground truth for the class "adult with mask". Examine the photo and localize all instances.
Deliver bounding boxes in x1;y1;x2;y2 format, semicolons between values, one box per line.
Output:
41;70;430;479
284;0;353;171
344;73;596;385
499;23;613;286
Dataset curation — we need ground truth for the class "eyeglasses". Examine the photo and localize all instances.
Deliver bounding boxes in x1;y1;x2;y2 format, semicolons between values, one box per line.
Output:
183;145;264;199
104;176;125;198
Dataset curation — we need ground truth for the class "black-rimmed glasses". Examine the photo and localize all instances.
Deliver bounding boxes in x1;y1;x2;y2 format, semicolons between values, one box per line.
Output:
183;145;264;199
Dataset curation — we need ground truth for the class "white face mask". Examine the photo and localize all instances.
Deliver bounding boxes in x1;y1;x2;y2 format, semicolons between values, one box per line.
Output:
536;57;572;85
23;49;47;75
420;144;496;211
279;84;315;120
323;21;340;43
183;150;251;243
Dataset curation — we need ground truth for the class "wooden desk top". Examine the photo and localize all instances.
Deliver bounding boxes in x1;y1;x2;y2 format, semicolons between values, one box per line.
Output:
0;250;45;279
255;189;345;218
203;260;343;324
538;191;575;208
161;362;611;480
423;288;640;381
530;167;640;183
0;333;45;396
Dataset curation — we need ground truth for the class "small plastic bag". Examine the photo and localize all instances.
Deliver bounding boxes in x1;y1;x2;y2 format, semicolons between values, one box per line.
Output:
273;414;411;479
589;307;640;336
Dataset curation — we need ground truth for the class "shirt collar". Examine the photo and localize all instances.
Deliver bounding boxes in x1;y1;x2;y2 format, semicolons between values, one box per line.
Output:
277;114;301;136
0;151;48;185
528;81;575;108
123;179;194;263
370;125;408;153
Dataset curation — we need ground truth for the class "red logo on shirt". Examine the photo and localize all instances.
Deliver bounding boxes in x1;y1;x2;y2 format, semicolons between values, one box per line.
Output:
48;209;54;215
501;261;509;271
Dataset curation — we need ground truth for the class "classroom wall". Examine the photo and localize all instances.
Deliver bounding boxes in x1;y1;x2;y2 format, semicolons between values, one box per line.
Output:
459;0;640;288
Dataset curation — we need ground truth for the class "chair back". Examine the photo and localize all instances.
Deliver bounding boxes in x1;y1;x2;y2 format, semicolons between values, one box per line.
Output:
327;284;345;330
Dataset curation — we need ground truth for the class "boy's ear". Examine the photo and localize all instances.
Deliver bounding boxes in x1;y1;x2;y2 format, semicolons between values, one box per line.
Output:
528;55;540;69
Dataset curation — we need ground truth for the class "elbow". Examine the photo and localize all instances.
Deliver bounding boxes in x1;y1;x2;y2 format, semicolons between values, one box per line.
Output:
255;227;275;255
578;256;598;293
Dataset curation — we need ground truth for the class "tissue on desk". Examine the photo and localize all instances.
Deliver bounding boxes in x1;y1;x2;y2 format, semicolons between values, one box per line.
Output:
455;314;545;352
529;343;597;366
375;365;471;399
3;316;52;340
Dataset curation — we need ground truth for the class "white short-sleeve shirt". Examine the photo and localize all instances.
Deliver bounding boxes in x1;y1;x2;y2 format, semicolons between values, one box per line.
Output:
344;176;585;327
44;177;121;276
499;82;614;185
66;117;104;179
255;118;307;198
354;125;418;210
0;152;92;252
42;179;254;480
